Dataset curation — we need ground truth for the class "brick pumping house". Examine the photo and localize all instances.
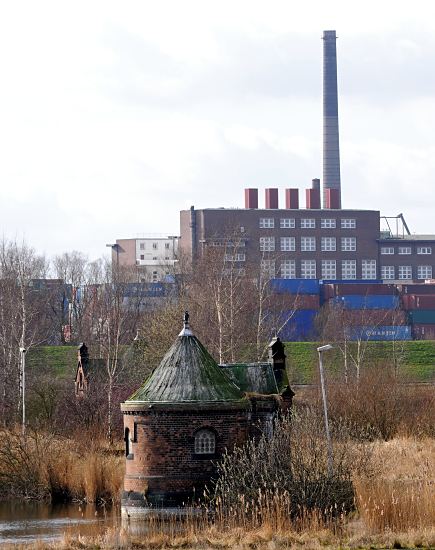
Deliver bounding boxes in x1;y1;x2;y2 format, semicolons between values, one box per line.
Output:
120;313;293;518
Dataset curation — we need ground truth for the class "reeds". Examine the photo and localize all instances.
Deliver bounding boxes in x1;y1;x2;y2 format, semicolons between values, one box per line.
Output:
355;478;435;532
0;428;124;502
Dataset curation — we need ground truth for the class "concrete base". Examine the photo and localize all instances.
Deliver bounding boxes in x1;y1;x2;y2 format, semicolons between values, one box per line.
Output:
121;505;205;522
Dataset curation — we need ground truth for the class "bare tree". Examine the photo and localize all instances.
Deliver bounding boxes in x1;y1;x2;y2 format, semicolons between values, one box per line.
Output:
0;240;48;424
92;260;145;443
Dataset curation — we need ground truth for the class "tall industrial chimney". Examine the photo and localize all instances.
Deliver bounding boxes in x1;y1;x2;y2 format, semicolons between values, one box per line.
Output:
322;30;341;209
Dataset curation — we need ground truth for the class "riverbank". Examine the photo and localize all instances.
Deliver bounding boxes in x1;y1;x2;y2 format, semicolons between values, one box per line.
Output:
0;437;433;548
5;524;435;549
0;430;124;503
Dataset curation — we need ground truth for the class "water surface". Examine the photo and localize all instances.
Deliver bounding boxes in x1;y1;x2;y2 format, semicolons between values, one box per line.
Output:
0;500;119;545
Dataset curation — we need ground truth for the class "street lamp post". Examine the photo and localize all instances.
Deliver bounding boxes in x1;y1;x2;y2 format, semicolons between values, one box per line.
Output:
317;344;333;477
20;347;27;437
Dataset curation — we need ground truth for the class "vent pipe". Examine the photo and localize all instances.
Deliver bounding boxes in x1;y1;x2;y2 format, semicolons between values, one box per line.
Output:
322;30;342;209
244;188;258;209
285;188;299;209
265;188;279;209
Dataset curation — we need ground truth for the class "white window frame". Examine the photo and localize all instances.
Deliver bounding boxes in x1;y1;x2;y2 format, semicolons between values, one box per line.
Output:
259;237;275;252
280;218;295;229
280;236;296;252
261;259;275;278
301;259;316;279
398;247;412;255
381;247;395;255
321;259;336;279
259;218;274;229
398;265;412;280
341;218;356;229
280;260;296;279
341;237;356;252
381;266;395;280
194;429;216;455
362;259;377;280
417;265;433;279
341;259;357;280
321;236;336;252
301;236;316;252
321;218;336;229
301;218;316;229
417;247;432;255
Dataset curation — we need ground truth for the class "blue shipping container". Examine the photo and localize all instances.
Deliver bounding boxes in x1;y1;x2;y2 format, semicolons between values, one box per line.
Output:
270;279;320;296
331;295;400;310
278;309;318;341
348;326;412;341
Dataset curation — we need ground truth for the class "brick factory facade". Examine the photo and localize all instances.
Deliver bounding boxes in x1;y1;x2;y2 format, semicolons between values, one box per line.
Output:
180;188;435;283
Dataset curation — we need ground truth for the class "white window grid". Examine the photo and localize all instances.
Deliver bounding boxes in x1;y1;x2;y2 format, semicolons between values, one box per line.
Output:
321;236;336;252
140;243;145;250
398;247;412;255
301;218;316;229
381;266;395;280
362;259;377;280
321;260;336;279
417;265;433;279
398;265;412;280
321;218;336;229
165;243;170;249
261;259;276;278
280;237;296;252
260;218;274;228
417;247;432;255
341;218;356;229
280;218;295;228
381;247;395;255
259;237;275;252
341;237;356;252
341;260;357;280
224;253;246;262
301;259;316;279
280;260;296;279
152;243;158;249
301;236;316;252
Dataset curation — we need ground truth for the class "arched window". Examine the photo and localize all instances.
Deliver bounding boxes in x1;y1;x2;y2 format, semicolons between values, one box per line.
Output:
124;427;130;457
194;429;216;455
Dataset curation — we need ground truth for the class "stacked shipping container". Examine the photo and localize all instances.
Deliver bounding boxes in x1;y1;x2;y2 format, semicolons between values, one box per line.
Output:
270;279;320;341
400;287;435;339
270;279;435;342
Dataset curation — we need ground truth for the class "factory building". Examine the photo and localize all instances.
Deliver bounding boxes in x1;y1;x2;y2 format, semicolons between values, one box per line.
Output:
180;190;435;283
179;30;435;283
108;236;179;282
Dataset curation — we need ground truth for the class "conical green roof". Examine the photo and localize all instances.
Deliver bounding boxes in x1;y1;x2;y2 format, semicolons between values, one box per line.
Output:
127;318;245;404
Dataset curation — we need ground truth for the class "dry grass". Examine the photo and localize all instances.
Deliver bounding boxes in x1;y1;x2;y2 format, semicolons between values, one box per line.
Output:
353;437;435;533
6;524;435;549
0;428;124;502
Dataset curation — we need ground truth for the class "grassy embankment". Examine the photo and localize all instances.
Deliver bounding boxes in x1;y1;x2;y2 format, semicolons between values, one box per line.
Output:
26;341;435;385
285;340;435;384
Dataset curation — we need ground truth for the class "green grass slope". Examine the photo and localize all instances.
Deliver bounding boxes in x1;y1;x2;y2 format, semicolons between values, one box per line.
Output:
285;340;435;384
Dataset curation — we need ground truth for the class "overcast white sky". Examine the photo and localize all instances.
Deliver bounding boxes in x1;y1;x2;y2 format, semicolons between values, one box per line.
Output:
1;0;435;260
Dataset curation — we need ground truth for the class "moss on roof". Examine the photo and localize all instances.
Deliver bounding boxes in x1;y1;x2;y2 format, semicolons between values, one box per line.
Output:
128;333;245;404
220;363;279;394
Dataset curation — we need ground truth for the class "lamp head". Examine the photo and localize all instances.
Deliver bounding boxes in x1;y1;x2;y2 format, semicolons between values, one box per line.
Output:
317;344;333;353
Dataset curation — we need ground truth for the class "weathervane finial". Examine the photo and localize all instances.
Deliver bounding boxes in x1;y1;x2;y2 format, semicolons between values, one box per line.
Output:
179;310;193;337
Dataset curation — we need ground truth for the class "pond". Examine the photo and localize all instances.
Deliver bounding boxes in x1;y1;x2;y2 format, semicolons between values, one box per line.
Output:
0;500;120;545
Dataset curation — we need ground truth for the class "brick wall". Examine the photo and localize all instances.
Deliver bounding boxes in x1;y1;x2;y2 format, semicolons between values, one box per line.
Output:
122;407;251;506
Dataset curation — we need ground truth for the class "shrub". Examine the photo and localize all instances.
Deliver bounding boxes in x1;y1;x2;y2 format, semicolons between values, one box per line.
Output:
209;408;369;528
